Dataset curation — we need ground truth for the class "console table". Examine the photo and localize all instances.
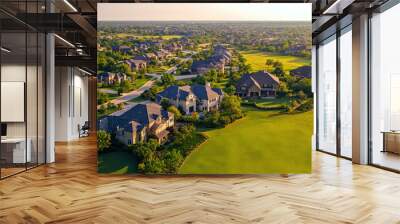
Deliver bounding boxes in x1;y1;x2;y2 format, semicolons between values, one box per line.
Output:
382;131;400;154
1;138;31;164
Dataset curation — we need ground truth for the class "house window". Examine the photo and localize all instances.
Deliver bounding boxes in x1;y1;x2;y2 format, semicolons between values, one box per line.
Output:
128;140;132;145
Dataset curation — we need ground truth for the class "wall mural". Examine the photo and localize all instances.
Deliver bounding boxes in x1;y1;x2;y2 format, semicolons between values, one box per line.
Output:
97;3;313;174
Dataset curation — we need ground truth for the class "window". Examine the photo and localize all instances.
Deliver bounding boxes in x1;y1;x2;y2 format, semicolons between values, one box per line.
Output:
317;35;337;154
370;4;400;171
0;2;46;179
339;26;352;158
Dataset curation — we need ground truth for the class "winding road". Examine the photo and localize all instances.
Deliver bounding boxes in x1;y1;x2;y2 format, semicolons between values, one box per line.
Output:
146;73;198;80
97;80;155;109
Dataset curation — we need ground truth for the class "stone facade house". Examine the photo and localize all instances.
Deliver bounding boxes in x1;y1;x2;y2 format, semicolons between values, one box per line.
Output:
97;72;128;85
125;59;147;71
156;84;224;114
98;103;174;145
236;71;280;98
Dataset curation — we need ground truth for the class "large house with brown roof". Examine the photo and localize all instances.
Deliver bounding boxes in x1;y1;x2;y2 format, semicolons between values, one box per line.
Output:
156;84;224;114
125;58;147;71
97;72;128;85
236;71;280;98
98;103;174;145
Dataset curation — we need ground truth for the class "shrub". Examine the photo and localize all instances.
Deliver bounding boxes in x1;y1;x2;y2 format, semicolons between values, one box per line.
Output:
203;111;221;127
296;99;313;112
130;139;159;160
220;95;243;120
218;115;232;126
162;149;184;173
97;130;111;152
167;105;182;120
138;156;166;174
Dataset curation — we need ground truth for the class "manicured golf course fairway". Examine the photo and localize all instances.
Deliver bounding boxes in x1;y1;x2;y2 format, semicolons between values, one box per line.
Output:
240;50;311;73
179;108;313;174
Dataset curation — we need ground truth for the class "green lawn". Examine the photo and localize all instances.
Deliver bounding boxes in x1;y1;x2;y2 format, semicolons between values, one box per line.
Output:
245;97;290;108
212;78;229;89
240;50;311;73
132;76;151;90
98;151;138;174
179;108;313;174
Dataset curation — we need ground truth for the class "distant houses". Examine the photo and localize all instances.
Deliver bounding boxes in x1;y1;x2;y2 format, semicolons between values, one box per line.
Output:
190;45;231;75
156;83;224;114
112;45;132;54
236;71;280;98
97;72;128;85
98;103;174;145
290;66;311;79
165;43;183;52
125;58;147;71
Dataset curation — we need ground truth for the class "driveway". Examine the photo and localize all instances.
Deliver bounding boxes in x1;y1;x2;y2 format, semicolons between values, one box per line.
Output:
97;80;155;109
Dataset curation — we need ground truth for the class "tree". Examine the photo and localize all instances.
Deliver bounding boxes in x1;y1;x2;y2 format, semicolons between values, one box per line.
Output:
97;130;111;152
167;105;182;120
191;112;199;122
220;95;242;120
204;111;220;127
297;90;307;101
193;75;206;85
273;61;283;68
163;149;183;173
273;66;284;77
277;82;289;98
98;104;106;114
224;85;236;96
204;69;218;83
161;73;176;86
160;98;171;110
120;80;132;93
117;103;124;110
266;59;274;67
131;139;159;160
138;156;166;174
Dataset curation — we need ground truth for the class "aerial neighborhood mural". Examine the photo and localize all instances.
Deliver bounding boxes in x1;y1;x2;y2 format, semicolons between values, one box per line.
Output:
97;3;313;174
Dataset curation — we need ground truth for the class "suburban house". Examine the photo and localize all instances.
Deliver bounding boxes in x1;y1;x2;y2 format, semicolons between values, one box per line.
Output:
145;53;158;61
190;45;231;75
112;45;132;54
98;103;174;145
213;45;232;64
136;41;163;51
125;58;147;71
290;65;311;79
236;70;280;98
97;72;128;85
156;83;224;114
165;43;183;52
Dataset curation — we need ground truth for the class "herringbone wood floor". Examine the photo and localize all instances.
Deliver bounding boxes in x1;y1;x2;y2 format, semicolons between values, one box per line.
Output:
1;136;400;224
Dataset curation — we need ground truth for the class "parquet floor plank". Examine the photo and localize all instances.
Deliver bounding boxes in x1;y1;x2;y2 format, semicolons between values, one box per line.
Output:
0;136;399;223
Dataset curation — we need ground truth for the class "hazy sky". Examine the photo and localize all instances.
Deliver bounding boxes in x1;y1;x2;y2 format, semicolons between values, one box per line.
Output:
98;3;311;22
